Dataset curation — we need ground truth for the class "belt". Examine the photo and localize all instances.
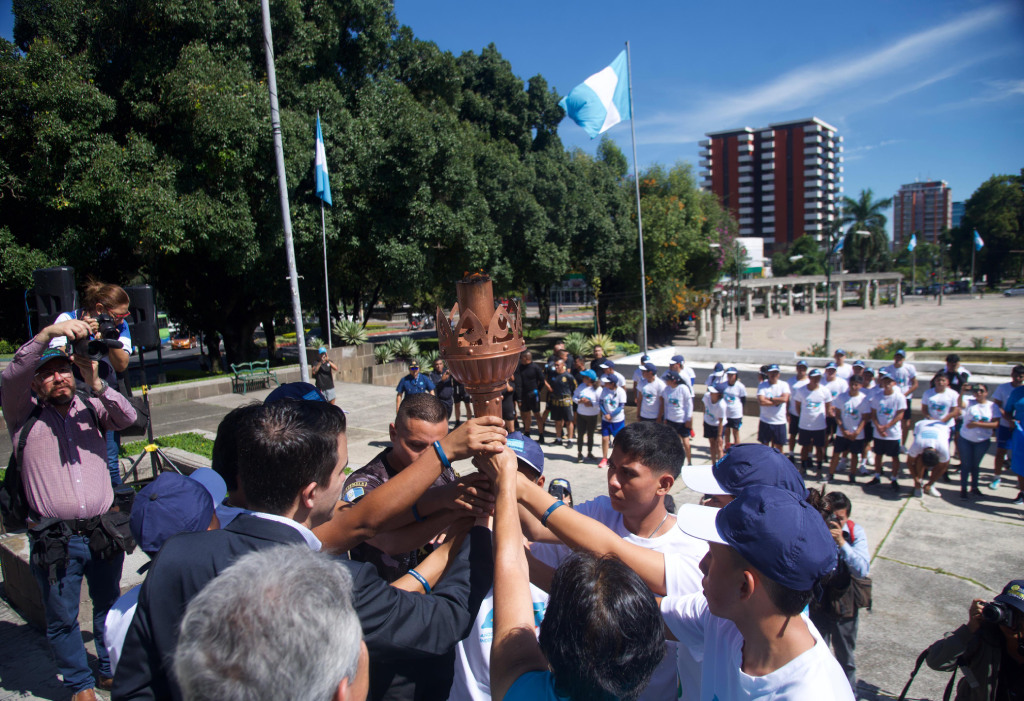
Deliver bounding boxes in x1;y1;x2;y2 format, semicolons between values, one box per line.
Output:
64;516;101;535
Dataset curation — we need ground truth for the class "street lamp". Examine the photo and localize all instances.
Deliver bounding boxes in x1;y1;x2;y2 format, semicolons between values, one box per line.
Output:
824;228;871;355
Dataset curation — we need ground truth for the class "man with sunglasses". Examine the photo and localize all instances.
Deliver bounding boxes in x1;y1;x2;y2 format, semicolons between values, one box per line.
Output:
2;320;138;701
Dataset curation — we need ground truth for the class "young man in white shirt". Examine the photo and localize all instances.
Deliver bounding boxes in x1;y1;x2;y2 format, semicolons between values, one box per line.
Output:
572;370;601;463
989;364;1023;489
866;370;908;491
636;362;666;423
630;354;652;392
833;349;854;380
598;374;627;469
882;349;918;447
796;369;832;475
661;370;694;465
706;362;726;390
756;364;790;452
670;354;697;387
703;384;727;463
921;371;960;429
823;363;850;446
857;366;879;473
828;374;870;484
720;367;747;451
787;360;810;459
664;485;854;701
907;419;952;498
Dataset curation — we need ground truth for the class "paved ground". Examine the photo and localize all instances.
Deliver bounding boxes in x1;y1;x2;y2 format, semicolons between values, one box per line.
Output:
2;295;1023;700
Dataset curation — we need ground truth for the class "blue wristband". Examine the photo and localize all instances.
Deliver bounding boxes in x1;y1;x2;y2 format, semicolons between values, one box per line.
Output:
541;500;565;527
408;569;431;594
433;440;452;471
412;503;424;522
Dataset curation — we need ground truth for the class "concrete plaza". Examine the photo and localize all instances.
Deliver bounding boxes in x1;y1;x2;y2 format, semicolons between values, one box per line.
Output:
1;295;1023;700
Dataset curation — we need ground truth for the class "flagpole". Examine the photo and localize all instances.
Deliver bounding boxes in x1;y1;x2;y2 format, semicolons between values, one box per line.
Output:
261;0;309;382
625;40;648;353
321;198;332;348
970;234;976;297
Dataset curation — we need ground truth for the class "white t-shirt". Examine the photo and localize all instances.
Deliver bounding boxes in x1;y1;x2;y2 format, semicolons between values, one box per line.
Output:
871;391;908;440
679;366;697;387
992;382;1018;428
908;420;952;461
834;363;854;380
638;377;667;419
703;393;726;426
531;497;708;701
960;399;996;443
796;385;832;431
882;362;917;398
104;585;141;675
573;384;601;417
602;370;628;388
449;583;550;701
787;377;809;417
756;381;789;425
599;386;627;423
721;381;747;420
706;370;726;389
834;392;870;440
632;366;645;384
824;377;849;402
661;593;855;701
663;384;694;424
920;387;959;427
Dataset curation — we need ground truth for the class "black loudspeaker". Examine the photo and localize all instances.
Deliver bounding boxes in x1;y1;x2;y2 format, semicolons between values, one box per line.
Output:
125;285;160;349
33;267;78;327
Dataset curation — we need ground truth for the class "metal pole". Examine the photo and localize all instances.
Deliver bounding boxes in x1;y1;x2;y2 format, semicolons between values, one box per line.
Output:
912;248;916;295
824;235;832;356
321;200;331;348
625;41;648;353
970;239;976;296
261;0;309;382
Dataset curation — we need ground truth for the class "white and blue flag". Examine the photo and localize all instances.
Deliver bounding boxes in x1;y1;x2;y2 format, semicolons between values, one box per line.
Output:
559;50;631;139
908;234;916;252
832;235;844;255
973;230;984;251
314;113;332;206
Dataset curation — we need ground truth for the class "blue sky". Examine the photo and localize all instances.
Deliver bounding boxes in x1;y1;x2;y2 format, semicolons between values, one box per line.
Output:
4;0;1023;234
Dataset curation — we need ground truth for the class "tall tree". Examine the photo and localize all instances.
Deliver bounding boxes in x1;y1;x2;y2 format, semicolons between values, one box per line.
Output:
953;172;1024;286
840;188;892;273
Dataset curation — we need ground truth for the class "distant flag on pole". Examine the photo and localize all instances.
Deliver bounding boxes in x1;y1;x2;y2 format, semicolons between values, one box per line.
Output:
832;236;844;255
973;230;984;251
908;234;917;252
314;112;332;206
559;50;631;139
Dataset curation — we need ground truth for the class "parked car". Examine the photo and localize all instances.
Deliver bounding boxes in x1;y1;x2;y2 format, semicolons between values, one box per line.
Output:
171;331;197;349
1004;286;1024;297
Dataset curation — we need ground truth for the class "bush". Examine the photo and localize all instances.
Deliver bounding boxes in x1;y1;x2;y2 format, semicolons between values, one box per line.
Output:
970;336;987;350
305;336;324;350
947;338;960;348
563;332;592;359
373;344;396;365
868;338;906;360
333;319;369;346
392;336;419;360
416;349;440;368
0;339;17;355
799;342;827;358
914;338;928;349
618;342;640;356
589;333;617;356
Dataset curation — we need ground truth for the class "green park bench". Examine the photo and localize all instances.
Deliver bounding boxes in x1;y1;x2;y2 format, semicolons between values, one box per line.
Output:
230;360;279;395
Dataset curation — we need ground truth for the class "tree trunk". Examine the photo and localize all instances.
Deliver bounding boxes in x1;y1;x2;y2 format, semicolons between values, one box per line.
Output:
597;296;610;335
535;285;551;326
204;329;223;374
263;316;278;365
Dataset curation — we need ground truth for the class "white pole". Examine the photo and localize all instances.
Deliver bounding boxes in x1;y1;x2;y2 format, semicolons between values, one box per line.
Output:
625;41;648;353
261;0;309;382
970;237;976;296
321;198;331;348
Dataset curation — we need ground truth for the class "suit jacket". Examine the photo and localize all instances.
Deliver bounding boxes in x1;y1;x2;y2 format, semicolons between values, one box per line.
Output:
112;514;493;701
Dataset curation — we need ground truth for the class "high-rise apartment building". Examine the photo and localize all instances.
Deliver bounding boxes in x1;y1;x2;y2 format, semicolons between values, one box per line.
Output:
951;201;965;229
698;117;843;256
893;181;952;248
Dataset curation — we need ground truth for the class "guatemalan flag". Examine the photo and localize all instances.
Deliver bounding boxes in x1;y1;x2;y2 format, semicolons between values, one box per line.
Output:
973;230;984;251
908;234;917;252
559;50;631;139
314;112;332;206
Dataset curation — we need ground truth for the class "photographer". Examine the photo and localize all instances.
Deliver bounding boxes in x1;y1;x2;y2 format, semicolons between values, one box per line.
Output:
809;490;871;694
50;280;134;485
925;580;1024;700
2;320;137;700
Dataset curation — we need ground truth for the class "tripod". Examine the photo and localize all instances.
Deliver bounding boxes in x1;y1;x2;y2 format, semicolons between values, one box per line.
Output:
123;349;181;483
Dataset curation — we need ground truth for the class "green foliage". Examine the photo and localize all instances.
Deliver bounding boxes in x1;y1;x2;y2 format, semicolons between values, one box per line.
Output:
915;338;928;349
771;235;826;277
416;349;440;367
373;343;396;365
618;342;640;356
305;336;324;350
333;319;368;346
799;342;828;358
119;433;214;460
947;338;960;348
951;172;1024;285
868;338;907;360
390;336;419;360
840;189;893;273
562;332;592;359
589;333;617;355
970;336;987;350
0;339;18;355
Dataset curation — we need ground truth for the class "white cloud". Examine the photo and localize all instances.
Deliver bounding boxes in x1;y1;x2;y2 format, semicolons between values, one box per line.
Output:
639;3;1016;145
928;77;1024;111
843;139;904;162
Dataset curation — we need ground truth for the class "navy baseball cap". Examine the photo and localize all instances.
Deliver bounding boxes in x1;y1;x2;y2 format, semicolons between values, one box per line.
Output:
130;471;223;555
601;360;616;369
35;347;72;373
862;366;875;376
671;355;686;364
682;444;806;498
796;359;808;367
994;580;1024;616
266;382;327;403
808;368;823;378
664;370;682;383
707;383;721;394
848;373;863;384
714;362;724;372
640;354;651;362
834;349;846;356
767;364;780;372
877;369;892;380
601;374;619;386
506;431;544;477
679;485;837;591
642;362;657;373
852;360;865;368
825;362;837;370
726;367;738;375
894;349;906;357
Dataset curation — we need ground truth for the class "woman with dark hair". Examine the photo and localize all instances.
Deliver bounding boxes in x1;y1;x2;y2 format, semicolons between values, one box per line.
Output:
480;447;664;701
51;278;133;486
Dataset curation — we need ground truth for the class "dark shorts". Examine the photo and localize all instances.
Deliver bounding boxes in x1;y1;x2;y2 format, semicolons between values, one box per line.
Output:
501;394;516;421
704;423;722;440
758;422;787;446
520;394;540;413
601;419;625;437
874;438;901;458
550;405;573;422
864;423;874;442
666;419;692;438
996;425;1013;450
799;429;826;447
789;414;800;439
834;436;865;455
725;417;743;430
826;415;837;433
903;398;914;416
638;415;659;422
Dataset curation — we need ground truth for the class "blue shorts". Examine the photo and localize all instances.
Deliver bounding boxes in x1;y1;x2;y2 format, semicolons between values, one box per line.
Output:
601;419;625;437
997;425;1013;450
726;417;743;430
758;422;787;446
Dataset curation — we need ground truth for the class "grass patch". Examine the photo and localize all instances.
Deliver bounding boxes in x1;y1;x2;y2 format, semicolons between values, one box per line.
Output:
120;432;214;460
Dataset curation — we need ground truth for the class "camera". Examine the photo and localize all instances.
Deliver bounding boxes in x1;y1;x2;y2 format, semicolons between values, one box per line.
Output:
982;601;1017;627
548;478;573;507
72;314;124;361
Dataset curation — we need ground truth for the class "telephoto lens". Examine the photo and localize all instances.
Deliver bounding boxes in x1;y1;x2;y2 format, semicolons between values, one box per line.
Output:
981;601;1014;627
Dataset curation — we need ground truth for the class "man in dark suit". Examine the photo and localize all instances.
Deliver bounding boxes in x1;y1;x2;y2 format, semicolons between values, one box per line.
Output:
113;400;502;701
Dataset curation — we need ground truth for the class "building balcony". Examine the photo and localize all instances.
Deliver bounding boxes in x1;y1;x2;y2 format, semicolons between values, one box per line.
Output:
761;150;775;160
805;222;824;232
738;164;754;173
760;131;773;140
738;174;753;184
698;139;710;147
804;146;823;156
804;156;823;166
805;199;823;209
805;167;824;178
699;170;711;179
763;215;775;224
738;154;753;163
739;186;754;195
838;165;844;173
739;217;754;225
763;183;775;192
739;196;754;205
699;159;711;167
739;227;755;235
804;134;823;144
805;212;823;220
838;175;844;183
762;204;775;213
739;207;754;215
805;179;824;189
737;142;753;152
763;225;775;234
761;161;774;171
699;149;710;158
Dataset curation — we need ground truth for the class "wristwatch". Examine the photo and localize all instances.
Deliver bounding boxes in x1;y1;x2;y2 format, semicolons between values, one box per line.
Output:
94;379;109;395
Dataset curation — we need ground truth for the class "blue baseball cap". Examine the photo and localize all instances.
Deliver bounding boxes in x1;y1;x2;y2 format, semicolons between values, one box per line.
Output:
766;364;780;372
642;362;657;373
266;382;328;403
130;471;223;555
678;485;837;591
601;374;620;386
707;383;721;394
894;349;906;357
862;366;875;376
994;580;1024;616
671;355;686;364
664;370;683;383
640;354;651;362
825;362;837;370
726;367;738;375
852;360;866;368
834;349;846;356
877;369;892;379
35;347;72;373
600;360;616;369
580;369;598;382
506;431;544;476
714;362;724;372
681;444;806;498
796;359;808;367
808;368;823;378
318;347;327;355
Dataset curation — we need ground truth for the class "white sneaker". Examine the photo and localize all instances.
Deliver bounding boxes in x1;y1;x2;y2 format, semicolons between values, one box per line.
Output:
927;485;941;498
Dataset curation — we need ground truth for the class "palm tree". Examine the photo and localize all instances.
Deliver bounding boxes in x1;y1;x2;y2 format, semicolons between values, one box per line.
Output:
841;189;893;273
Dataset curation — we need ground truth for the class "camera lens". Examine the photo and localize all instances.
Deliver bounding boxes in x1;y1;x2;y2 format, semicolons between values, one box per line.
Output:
981;602;1011;626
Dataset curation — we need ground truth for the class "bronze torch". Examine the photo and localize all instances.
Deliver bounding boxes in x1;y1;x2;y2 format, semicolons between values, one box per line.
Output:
436;273;526;419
